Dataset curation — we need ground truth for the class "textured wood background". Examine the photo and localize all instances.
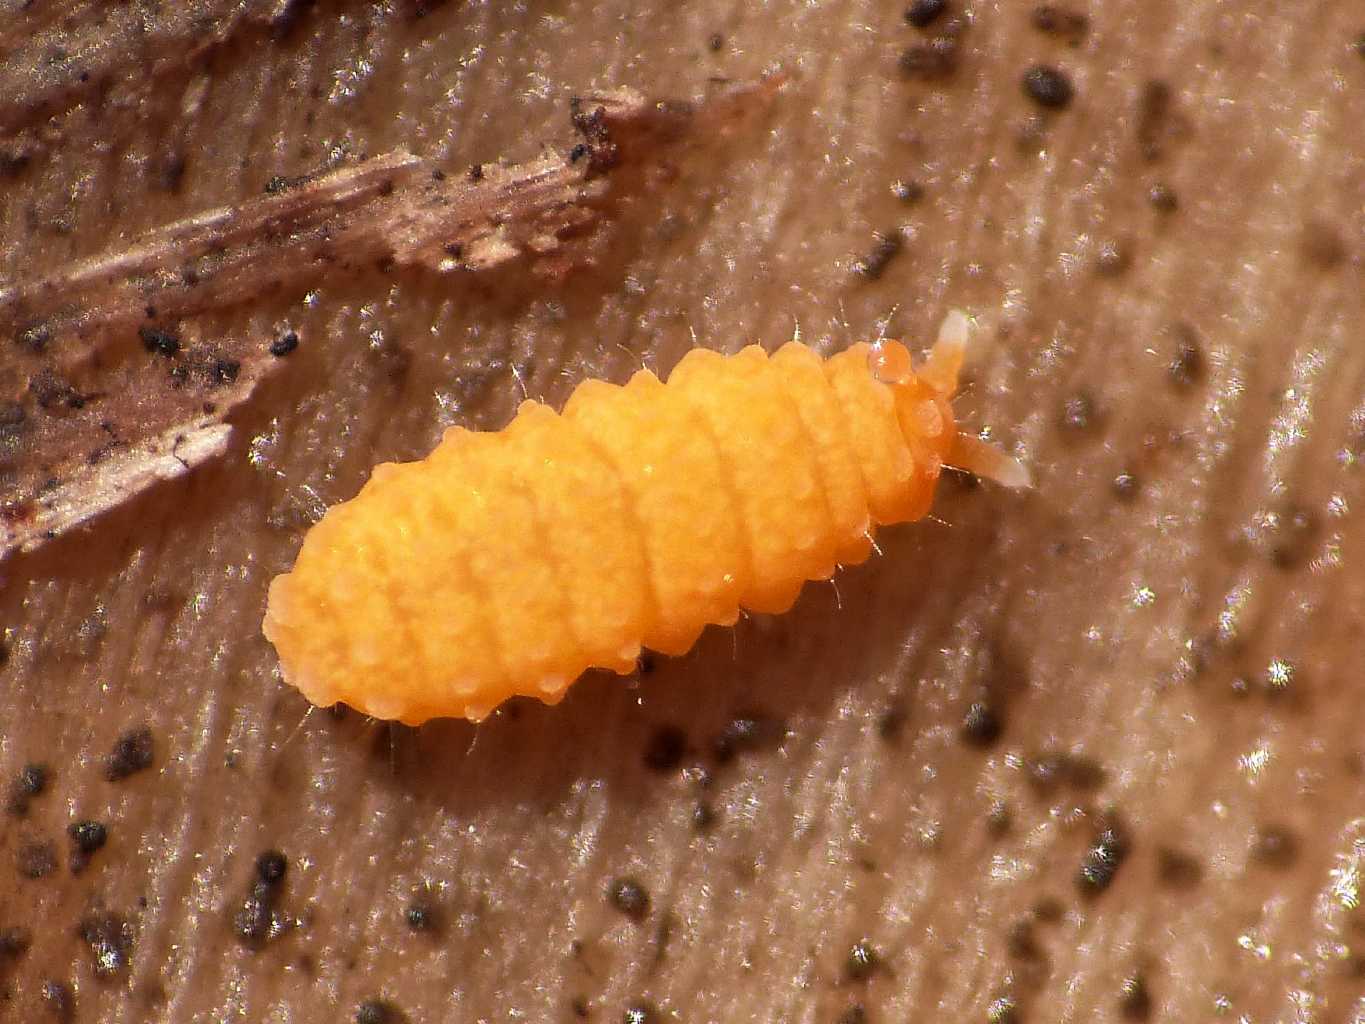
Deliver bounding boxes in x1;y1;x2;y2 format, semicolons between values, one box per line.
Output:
2;1;1364;1021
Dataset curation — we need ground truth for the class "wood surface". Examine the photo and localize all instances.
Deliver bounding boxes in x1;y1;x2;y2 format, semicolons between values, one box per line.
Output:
1;1;1363;1021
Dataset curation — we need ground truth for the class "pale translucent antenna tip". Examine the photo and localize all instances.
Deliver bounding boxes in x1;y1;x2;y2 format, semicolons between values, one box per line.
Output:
920;309;970;393
939;309;970;350
948;433;1033;489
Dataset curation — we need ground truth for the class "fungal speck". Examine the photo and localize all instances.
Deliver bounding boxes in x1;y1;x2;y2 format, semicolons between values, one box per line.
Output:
68;820;108;873
844;939;882;982
1112;471;1140;501
234;850;290;947
1022;65;1074;108
898;40;960;81
892;179;925;203
905;0;948;28
6;763;48;815
139;326;181;357
0;926;32;960
1030;5;1088;42
78;911;134;978
851;231;904;280
876;701;908;741
1119;972;1153;1020
1024;751;1105;794
270;330;300;357
1148;182;1179;212
987;993;1019;1023
960;701;1003;748
405;897;439;932
104;726;154;781
1078;822;1130;895
608;877;651;922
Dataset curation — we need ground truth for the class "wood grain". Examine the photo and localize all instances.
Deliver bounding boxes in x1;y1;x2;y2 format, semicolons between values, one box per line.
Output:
1;1;1363;1021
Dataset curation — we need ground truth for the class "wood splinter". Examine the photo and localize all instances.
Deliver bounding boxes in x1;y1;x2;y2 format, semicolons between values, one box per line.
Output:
0;78;782;562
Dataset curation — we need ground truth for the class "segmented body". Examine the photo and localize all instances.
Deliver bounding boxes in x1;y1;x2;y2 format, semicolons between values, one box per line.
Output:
263;313;1017;724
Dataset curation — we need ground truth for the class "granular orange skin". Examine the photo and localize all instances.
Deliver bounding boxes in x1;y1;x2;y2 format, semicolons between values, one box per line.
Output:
263;315;1001;724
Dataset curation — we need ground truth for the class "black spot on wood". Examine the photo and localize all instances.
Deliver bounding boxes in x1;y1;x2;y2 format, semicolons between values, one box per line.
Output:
77;911;134;978
892;179;925;203
852;231;904;280
104;726;154;781
905;0;948;28
1078;821;1130;896
960;701;1002;747
607;877;651;922
1030;5;1088;42
1119;972;1153;1020
898;37;961;81
844;939;882;982
68;820;108;873
1112;471;1140;501
1147;182;1178;212
139;326;183;357
1058;392;1100;435
1137;80;1175;160
404;899;439;932
0;926;32;961
876;701;908;741
1024;751;1105;795
6;763;48;815
643;725;687;772
256;850;288;885
1167;329;1205;388
1022;64;1074;108
17;839;57;879
233;850;290;948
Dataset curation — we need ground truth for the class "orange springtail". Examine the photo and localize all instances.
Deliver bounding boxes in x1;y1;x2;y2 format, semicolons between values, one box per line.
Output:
263;312;1028;724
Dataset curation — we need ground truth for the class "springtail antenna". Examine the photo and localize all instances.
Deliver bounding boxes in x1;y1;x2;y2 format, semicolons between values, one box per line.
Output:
948;433;1033;489
918;308;968;394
